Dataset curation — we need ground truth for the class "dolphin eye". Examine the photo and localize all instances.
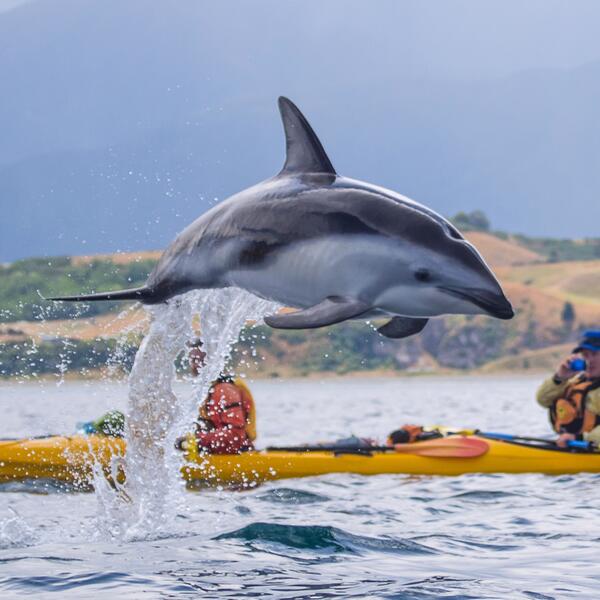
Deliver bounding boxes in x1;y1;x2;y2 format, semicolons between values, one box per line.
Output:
414;268;431;282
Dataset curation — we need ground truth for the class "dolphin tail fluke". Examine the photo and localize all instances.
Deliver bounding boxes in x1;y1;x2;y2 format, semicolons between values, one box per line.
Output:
265;296;369;330
377;317;429;339
47;286;153;303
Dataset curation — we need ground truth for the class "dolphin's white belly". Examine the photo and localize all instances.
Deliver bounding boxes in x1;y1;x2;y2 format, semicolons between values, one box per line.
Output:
228;236;404;311
227;235;482;318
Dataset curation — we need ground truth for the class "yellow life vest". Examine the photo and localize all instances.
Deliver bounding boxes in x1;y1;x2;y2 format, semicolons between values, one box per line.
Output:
550;378;600;434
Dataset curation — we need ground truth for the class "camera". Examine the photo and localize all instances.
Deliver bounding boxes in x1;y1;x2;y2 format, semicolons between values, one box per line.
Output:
569;358;587;372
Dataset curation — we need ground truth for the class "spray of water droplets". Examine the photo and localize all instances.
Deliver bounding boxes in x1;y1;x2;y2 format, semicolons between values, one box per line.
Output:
93;288;279;540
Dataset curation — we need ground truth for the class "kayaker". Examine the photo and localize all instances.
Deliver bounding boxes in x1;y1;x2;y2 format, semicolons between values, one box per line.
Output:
78;409;125;437
387;425;426;444
308;425;433;451
188;337;207;377
536;330;600;447
82;339;256;455
188;339;257;454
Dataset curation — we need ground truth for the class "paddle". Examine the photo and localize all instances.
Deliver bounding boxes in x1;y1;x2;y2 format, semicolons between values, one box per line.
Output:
266;437;488;458
476;431;593;451
429;427;595;451
393;437;488;458
0;434;61;443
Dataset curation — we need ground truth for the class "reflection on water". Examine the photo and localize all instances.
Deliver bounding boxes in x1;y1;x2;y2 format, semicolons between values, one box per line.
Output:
2;375;600;598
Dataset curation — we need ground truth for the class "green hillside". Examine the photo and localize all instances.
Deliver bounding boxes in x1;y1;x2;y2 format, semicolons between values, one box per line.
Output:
510;235;600;263
2;232;600;379
0;256;156;322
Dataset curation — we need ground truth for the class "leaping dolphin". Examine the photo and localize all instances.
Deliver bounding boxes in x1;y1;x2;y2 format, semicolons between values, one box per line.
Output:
49;97;514;338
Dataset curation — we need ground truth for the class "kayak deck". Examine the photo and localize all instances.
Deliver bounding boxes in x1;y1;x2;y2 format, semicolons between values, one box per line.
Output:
185;438;600;486
2;434;600;488
0;435;124;486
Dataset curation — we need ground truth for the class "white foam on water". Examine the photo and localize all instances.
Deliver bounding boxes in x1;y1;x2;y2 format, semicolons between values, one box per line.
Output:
0;508;38;549
93;288;278;540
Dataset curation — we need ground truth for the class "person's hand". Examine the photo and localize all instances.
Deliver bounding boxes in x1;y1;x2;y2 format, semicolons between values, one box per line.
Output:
556;433;576;448
555;355;579;381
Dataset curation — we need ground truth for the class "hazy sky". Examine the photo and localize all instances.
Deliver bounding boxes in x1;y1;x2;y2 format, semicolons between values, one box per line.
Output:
2;0;600;260
391;1;600;77
0;0;31;13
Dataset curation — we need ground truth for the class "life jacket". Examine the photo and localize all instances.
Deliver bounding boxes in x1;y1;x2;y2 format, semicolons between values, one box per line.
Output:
234;378;257;441
199;377;256;441
550;378;600;434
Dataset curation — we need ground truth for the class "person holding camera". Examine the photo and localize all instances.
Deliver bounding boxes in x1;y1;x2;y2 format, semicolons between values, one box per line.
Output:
536;330;600;447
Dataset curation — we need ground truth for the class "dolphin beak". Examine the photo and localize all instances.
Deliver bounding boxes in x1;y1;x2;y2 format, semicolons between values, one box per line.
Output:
438;286;515;320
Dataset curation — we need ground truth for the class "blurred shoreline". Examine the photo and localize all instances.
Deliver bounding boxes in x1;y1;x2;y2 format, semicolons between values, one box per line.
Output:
2;230;599;381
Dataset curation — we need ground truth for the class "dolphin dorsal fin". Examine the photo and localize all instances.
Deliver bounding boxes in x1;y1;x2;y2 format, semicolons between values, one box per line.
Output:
278;96;336;176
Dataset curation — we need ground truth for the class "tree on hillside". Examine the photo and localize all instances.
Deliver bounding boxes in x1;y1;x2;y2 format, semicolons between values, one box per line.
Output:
547;249;559;263
561;301;576;332
451;210;490;232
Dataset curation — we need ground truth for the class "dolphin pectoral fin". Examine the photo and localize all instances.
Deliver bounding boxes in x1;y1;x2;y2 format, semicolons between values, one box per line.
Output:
278;97;336;176
377;317;429;339
264;296;369;330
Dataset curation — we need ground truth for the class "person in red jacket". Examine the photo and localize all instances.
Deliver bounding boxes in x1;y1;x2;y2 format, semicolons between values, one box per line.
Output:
195;374;256;454
188;339;257;455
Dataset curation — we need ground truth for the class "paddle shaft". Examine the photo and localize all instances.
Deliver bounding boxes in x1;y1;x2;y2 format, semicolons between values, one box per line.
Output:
475;431;592;450
438;428;594;451
266;445;393;453
266;437;488;458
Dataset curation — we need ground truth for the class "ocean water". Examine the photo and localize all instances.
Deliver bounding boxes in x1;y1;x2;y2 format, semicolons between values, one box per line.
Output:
1;374;599;599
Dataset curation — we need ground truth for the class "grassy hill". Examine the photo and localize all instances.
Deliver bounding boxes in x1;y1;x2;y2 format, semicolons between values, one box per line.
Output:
464;232;543;266
497;261;600;306
0;255;157;322
2;232;600;378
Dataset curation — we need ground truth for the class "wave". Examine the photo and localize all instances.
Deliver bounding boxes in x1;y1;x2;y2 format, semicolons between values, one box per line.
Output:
0;571;152;593
445;490;527;502
0;479;90;495
215;522;436;555
256;488;330;505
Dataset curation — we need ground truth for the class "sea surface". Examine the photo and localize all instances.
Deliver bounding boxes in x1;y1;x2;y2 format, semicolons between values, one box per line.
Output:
1;374;599;599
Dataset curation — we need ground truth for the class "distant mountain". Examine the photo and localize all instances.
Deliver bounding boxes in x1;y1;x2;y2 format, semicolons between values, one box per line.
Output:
2;1;600;261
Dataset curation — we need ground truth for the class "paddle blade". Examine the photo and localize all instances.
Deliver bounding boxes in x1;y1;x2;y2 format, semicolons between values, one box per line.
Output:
394;437;489;458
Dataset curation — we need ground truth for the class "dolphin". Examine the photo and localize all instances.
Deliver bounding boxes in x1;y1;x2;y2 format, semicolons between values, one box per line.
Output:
49;97;514;338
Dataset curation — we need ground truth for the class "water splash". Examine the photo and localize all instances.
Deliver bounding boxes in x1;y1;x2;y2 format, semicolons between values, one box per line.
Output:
0;508;38;549
105;303;149;381
94;288;278;539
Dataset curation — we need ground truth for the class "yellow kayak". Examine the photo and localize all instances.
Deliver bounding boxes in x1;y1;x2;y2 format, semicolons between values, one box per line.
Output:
1;434;600;488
